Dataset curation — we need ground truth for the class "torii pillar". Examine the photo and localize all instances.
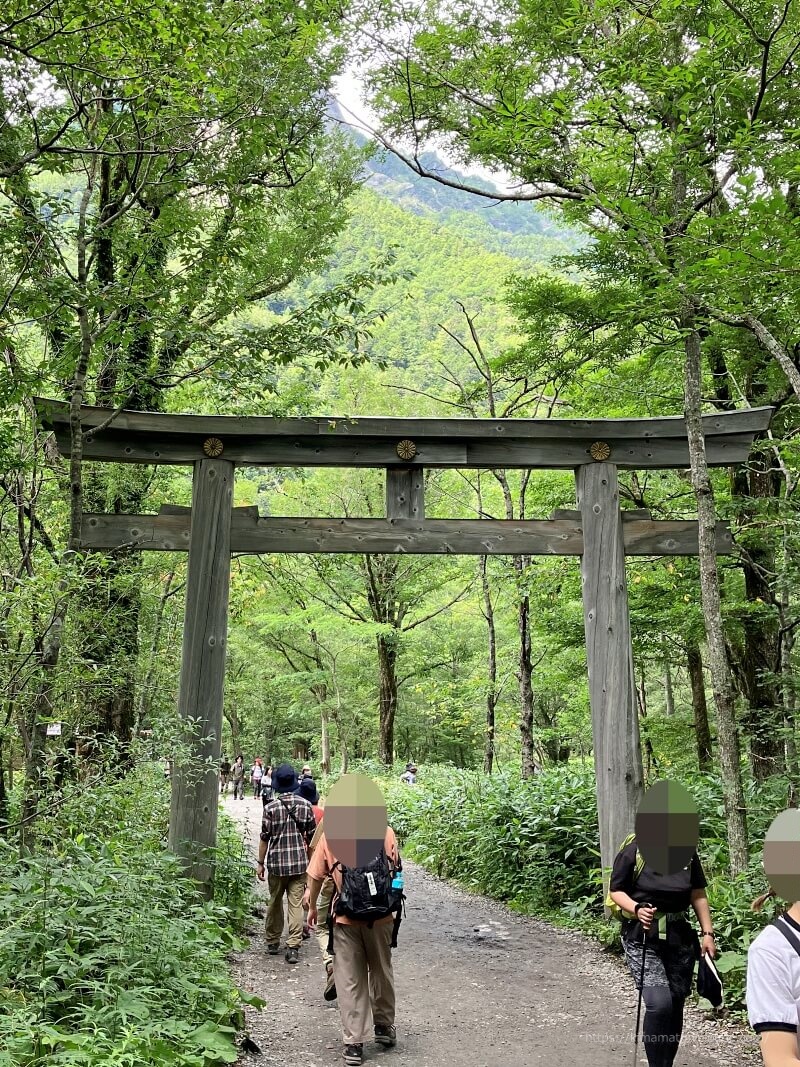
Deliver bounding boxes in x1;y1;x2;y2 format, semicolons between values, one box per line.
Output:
577;461;643;894
167;457;234;894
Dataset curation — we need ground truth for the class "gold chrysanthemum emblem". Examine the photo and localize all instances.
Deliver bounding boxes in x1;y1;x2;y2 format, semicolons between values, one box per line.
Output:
396;439;417;461
203;437;224;457
590;441;611;461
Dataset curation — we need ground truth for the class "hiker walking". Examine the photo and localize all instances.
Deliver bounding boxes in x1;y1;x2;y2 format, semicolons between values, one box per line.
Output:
252;758;264;798
306;774;404;1067
608;783;716;1067
231;755;245;800
257;763;316;964
295;776;323;942
303;796;338;1002
746;808;800;1066
219;754;231;794
262;763;273;801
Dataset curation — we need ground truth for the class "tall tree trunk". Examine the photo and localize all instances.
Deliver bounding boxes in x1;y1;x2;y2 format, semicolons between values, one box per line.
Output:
22;178;95;851
636;667;655;778
683;316;748;873
320;705;331;775
480;556;498;774
308;629;331;774
730;457;783;782
663;640;675;717
224;705;242;759
782;627;798;805
0;737;7;835
780;522;799;805
687;640;713;772
517;570;537;778
377;633;398;766
136;568;177;731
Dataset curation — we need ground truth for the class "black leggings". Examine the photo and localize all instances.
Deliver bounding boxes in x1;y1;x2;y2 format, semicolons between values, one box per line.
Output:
641;986;685;1066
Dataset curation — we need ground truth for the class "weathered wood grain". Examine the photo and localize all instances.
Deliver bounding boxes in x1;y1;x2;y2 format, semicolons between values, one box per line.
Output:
79;512;734;555
576;462;644;905
51;429;760;469
168;459;234;896
386;469;425;519
35;396;773;439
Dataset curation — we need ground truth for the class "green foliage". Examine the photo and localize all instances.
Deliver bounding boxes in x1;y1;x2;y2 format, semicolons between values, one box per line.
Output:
0;768;251;1067
386;765;600;910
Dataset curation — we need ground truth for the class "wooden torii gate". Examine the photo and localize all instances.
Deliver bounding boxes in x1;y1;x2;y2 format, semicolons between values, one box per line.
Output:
37;399;771;896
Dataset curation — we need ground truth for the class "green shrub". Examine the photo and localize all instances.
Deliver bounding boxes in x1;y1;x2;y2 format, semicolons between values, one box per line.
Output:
0;766;257;1067
386;765;600;910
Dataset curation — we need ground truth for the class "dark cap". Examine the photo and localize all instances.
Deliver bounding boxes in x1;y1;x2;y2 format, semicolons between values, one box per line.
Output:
297;777;319;805
273;763;299;794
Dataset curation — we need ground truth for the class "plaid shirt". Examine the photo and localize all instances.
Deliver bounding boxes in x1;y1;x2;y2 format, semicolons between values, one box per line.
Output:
260;794;316;877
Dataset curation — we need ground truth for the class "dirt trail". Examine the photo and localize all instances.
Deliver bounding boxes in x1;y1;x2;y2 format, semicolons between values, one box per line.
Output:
224;795;760;1067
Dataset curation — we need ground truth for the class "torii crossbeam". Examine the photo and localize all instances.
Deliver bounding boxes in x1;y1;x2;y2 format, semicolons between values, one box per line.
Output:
36;399;772;896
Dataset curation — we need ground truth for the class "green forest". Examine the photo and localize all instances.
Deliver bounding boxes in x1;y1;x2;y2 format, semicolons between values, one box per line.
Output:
2;0;800;1063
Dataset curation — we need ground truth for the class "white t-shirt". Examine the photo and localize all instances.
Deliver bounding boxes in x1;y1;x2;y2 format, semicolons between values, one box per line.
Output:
747;914;800;1038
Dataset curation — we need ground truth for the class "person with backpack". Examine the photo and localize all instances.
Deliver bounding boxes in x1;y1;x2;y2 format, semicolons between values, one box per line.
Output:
608;829;716;1066
306;774;404;1067
747;887;800;1066
746;808;800;1066
257;763;316;964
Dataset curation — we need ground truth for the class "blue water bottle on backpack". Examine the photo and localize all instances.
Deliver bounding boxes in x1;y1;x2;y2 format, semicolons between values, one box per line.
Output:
392;866;404;892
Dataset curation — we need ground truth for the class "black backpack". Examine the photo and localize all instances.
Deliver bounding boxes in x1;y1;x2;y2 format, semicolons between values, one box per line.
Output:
327;848;406;953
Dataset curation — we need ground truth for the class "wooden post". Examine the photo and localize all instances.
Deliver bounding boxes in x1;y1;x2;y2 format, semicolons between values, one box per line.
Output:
168;458;234;896
576;462;644;899
386;468;425;519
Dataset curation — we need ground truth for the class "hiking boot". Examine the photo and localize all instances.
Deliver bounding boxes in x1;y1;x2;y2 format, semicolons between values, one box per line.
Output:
324;962;337;1001
374;1024;396;1047
343;1045;363;1066
285;946;299;964
267;943;280;955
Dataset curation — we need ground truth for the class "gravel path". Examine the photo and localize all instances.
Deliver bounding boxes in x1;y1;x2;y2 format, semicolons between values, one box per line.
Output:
224;795;761;1067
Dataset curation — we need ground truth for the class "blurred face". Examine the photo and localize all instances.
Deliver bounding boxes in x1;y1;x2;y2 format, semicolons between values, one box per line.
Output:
634;780;699;875
764;809;800;901
323;774;388;867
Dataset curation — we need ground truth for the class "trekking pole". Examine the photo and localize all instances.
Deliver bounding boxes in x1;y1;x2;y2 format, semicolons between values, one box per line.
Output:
633;909;650;1067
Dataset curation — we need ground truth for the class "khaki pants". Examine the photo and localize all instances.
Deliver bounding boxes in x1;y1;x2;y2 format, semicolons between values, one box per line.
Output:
265;873;305;949
333;920;395;1045
316;877;334;967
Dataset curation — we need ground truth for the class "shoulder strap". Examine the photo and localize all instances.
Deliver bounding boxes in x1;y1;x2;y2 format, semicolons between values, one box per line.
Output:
772;915;800;956
283;797;313;841
633;848;645;882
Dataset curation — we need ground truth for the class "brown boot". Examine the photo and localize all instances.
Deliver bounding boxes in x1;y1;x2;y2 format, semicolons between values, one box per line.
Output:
324;962;337;1001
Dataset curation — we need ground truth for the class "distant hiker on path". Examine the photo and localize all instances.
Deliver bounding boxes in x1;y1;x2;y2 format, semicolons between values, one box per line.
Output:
251;758;264;798
219;755;231;794
306;774;404;1067
232;755;245;799
257;763;316;964
262;763;273;801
